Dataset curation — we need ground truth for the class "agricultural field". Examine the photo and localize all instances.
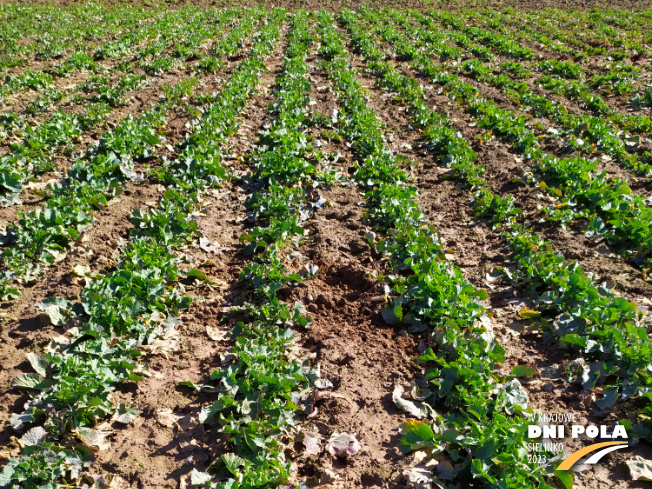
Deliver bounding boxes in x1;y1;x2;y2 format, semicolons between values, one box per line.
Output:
0;3;652;489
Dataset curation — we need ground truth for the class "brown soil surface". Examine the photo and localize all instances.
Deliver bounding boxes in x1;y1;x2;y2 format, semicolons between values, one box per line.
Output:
0;33;240;225
3;0;652;9
0;43;244;478
90;180;250;489
0;179;162;449
2;8;652;489
344;34;652;488
281;56;418;488
83;30;285;489
286;183;417;488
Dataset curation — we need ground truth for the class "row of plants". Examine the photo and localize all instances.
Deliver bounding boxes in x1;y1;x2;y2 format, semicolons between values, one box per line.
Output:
0;12;263;303
321;9;565;488
0;9;284;489
0;76;142;207
413;10;652;153
0;70;53;104
372;8;652;181
0;9;246;209
0;7;235;135
593;8;652;30
405;7;648;114
361;7;652;276
191;11;334;488
0;6;214;121
464;8;639;61
462;9;652;106
0;3;159;73
0;21;141;132
128;7;240;77
457;11;642;96
345;7;652;454
0;72;150;144
0;9;154;98
495;8;651;59
460;10;651;110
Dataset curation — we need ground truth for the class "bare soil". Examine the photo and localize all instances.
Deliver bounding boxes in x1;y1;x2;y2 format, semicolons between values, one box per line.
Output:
2;8;652;489
3;0;652;10
75;32;285;489
347;42;652;488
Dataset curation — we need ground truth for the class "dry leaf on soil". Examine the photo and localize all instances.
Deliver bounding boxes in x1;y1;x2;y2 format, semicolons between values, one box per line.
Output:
627;456;652;481
326;432;361;458
206;324;228;341
300;432;321;456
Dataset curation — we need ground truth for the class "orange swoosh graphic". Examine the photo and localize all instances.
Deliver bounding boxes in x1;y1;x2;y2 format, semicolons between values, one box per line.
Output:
557;441;628;471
